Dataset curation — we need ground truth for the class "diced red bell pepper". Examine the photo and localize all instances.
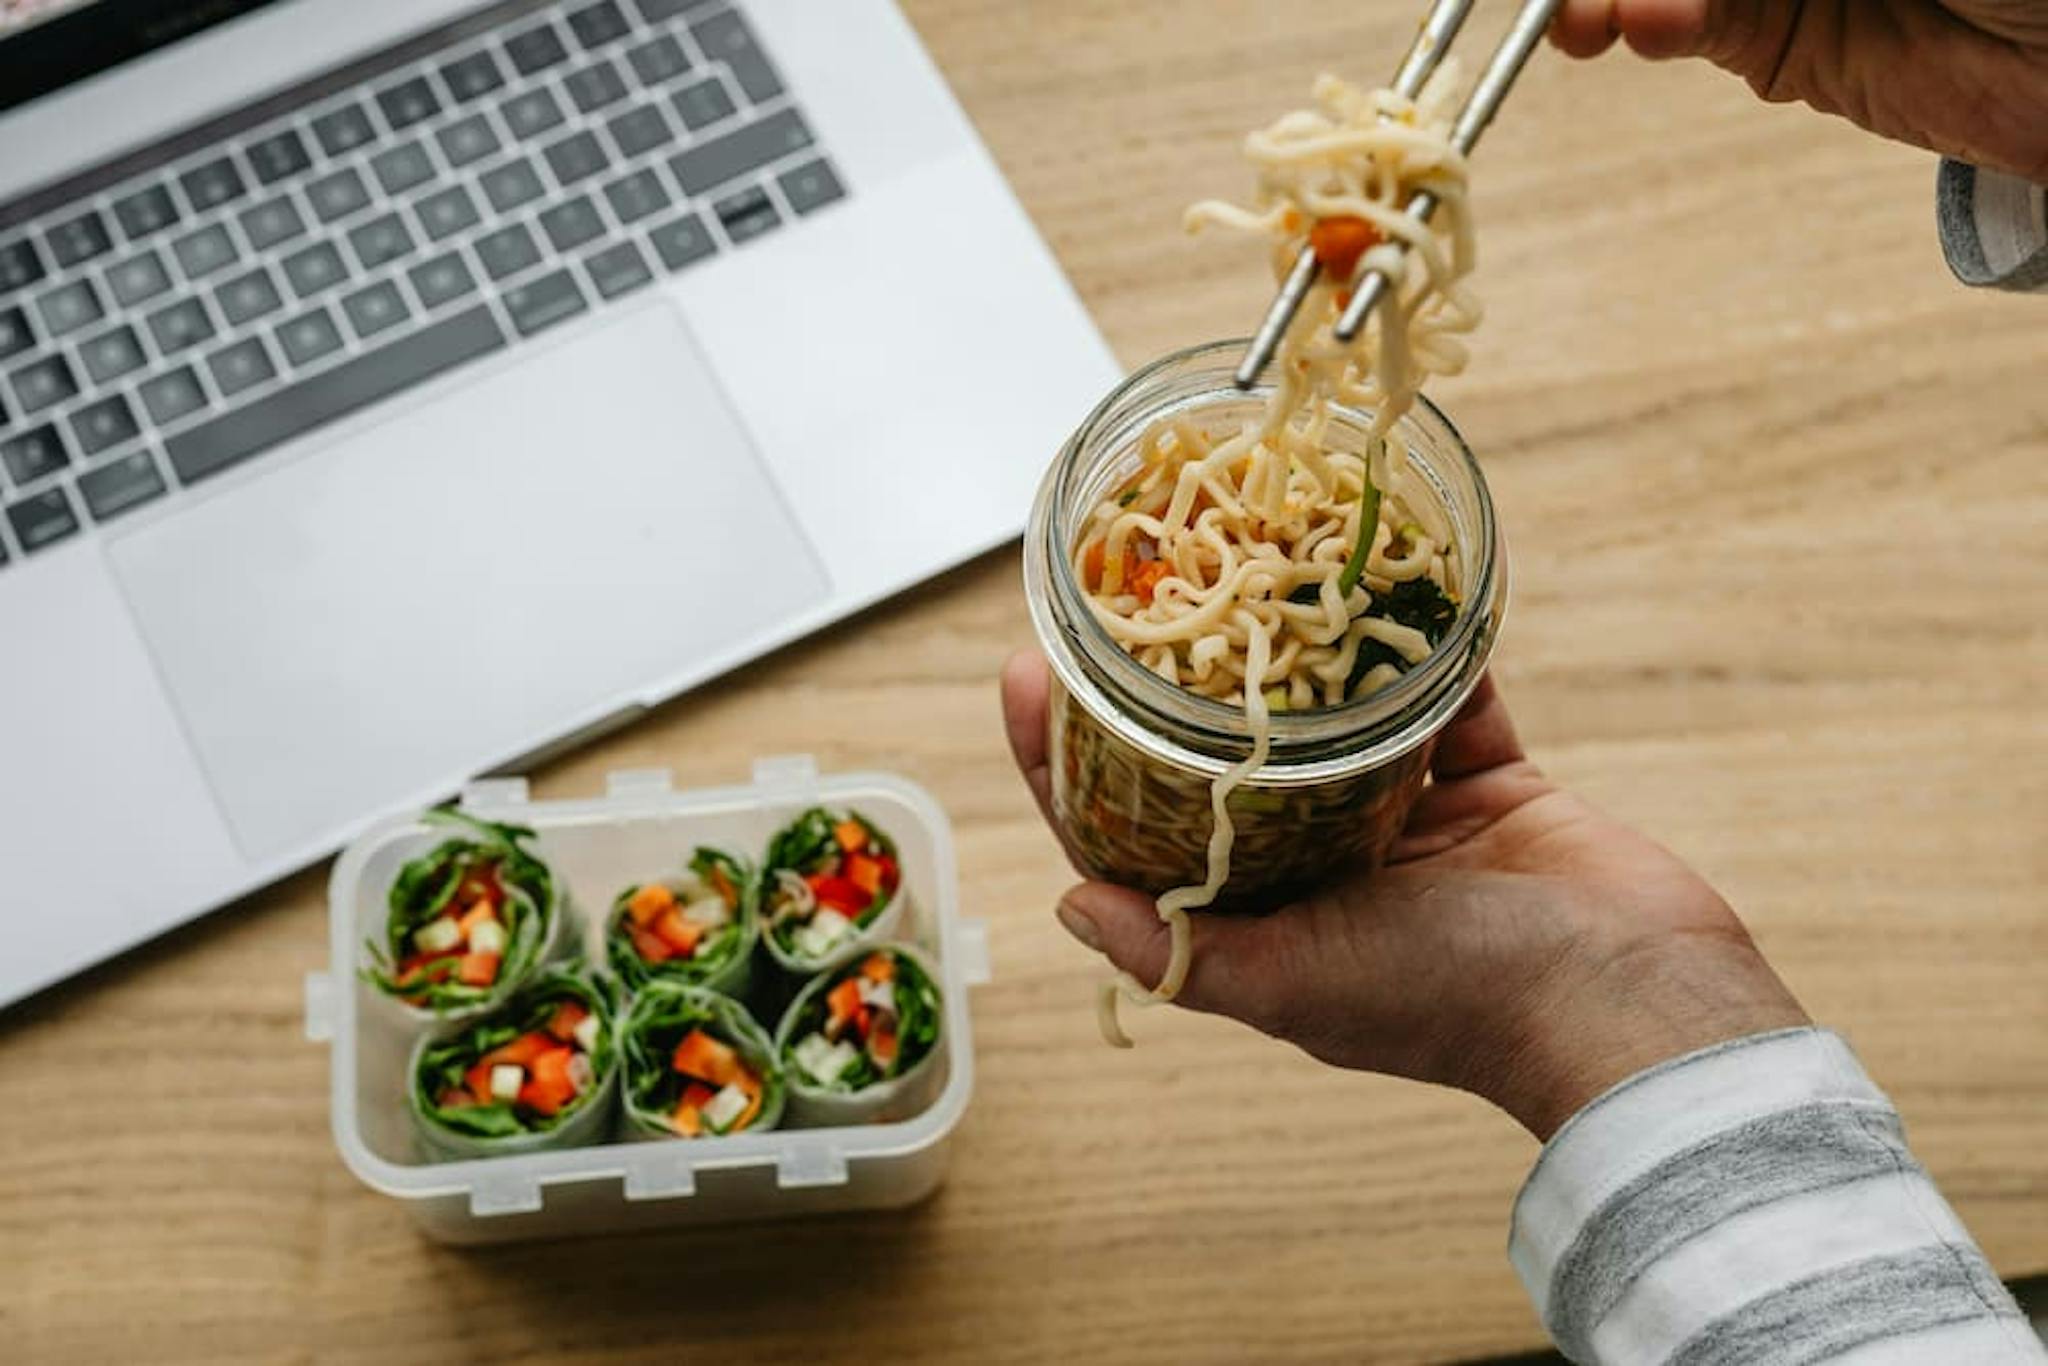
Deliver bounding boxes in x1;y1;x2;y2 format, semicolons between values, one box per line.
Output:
481;1031;555;1070
629;924;674;964
652;907;704;956
464;1062;497;1105
680;1081;718;1111
456;951;500;987
806;874;866;914
545;1001;589;1044
671;1029;739;1086
878;855;900;894
519;1046;578;1116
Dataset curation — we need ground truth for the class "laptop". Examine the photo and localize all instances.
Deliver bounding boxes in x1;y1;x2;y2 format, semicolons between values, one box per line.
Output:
0;0;1118;1006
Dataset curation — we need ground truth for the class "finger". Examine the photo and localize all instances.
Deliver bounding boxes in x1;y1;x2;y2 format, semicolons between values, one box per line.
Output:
1429;673;1526;781
1000;648;1056;827
1611;0;1717;59
1054;882;1291;1032
1550;0;1623;58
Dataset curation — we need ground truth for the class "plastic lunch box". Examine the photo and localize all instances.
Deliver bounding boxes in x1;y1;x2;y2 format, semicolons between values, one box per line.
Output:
305;755;989;1245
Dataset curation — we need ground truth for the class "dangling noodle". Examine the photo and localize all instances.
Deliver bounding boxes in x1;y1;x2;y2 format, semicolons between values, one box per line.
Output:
1082;67;1481;1046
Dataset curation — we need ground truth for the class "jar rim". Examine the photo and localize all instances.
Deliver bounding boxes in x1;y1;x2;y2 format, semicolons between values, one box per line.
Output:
1026;337;1506;779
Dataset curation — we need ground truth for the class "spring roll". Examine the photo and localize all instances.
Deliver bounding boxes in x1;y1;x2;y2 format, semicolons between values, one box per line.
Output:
760;807;907;974
618;983;785;1140
363;810;565;1019
408;968;618;1159
776;945;945;1127
605;847;758;998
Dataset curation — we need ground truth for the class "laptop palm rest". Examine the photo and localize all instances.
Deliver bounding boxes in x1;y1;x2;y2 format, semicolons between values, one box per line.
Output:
107;301;828;862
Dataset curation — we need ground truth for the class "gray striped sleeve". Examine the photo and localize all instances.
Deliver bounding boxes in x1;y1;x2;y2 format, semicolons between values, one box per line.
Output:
1937;159;2048;291
1507;1028;2046;1365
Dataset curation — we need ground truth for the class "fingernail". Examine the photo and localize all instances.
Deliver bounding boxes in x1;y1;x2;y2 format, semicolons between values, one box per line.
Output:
1056;898;1105;952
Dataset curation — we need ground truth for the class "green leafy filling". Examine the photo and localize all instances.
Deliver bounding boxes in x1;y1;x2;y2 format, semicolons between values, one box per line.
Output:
763;807;897;955
786;950;943;1094
605;847;753;990
411;972;612;1141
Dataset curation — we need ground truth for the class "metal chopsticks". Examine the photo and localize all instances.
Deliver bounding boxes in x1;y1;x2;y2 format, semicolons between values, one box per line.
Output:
1231;0;1563;387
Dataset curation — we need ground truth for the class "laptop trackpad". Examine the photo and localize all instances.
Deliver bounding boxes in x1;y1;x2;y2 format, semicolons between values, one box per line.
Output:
109;303;829;861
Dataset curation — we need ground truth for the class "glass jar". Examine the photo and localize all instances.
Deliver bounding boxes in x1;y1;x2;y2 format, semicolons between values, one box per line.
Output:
1022;340;1508;910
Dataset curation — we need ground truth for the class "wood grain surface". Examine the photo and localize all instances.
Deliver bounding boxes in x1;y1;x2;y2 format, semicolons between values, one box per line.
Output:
4;2;2046;1362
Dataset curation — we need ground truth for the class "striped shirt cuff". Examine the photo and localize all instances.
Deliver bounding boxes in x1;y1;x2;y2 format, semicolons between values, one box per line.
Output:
1508;1028;2044;1365
1938;159;2048;292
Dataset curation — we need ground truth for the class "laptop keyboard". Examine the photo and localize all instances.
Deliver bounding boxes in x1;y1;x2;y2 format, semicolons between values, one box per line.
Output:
0;0;846;562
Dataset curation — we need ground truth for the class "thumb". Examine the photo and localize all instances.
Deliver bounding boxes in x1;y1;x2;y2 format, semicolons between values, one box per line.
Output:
1054;882;1292;1035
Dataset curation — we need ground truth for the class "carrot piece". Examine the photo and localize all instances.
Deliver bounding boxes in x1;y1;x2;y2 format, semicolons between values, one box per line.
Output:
652;907;704;956
671;1029;739;1086
845;852;885;898
1082;539;1107;591
707;864;741;908
833;819;868;853
734;1073;764;1131
629;925;674;964
681;1081;718;1110
1308;214;1381;281
456;951;500;987
826;977;864;1028
869;1027;900;1071
481;1031;555;1069
457;900;498;936
1129;559;1170;606
464;1062;497;1105
627;883;677;927
519;1047;578;1116
861;953;895;983
670;1105;703;1138
545;1001;589;1044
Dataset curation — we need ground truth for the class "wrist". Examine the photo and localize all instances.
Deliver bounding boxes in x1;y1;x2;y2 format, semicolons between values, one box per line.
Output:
1473;930;1812;1141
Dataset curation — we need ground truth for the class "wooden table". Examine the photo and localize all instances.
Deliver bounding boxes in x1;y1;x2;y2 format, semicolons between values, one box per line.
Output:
5;3;2045;1362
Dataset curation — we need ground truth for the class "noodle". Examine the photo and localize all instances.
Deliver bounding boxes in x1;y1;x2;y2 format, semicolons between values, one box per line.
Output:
1081;66;1481;1045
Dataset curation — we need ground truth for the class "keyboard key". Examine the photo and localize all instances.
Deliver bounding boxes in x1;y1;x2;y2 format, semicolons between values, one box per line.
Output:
647;211;716;272
46;210;113;269
441;49;506;102
626;34;690;87
565;59;629;113
347;212;415;270
413;184;481;242
583;240;652;300
112;184;181;241
436;113;501;169
107;250;173;307
181;156;248;212
207;335;278;397
35;278;103;337
544;130;611;187
0;306;30;360
77;450;166;521
311;103;377;157
568;1;630;49
500;86;566;139
0;238;46;292
240;195;309;250
779;158;845;215
146;297;218;354
634;0;690;20
79;324;147;384
306;167;372;223
690;9;782;102
10;354;78;414
341;280;410;339
138;367;208;425
6;486;79;552
282;241;349;298
1;424;68;484
505;24;570;75
502;267;587;337
245;129;312;184
216;266;284;326
371;140;436;196
671;109;810;195
409;252;477;309
539;196;606;252
603;167;670;224
480;157;548;214
714;184;780;244
609;103;676;158
172;223;240;280
474;223;542;281
165;305;505;485
69;393;140;455
672;76;736;131
275;307;344;367
377;77;443;131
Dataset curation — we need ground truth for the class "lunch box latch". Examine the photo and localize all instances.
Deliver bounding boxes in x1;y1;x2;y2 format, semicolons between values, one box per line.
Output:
469;1171;544;1218
956;919;993;987
775;1140;848;1189
623;1153;698;1202
459;776;531;811
751;753;820;804
303;972;336;1042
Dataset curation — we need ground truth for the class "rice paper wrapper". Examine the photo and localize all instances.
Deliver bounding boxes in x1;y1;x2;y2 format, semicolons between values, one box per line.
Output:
604;858;760;1000
775;944;946;1128
618;984;787;1141
407;971;619;1161
761;886;910;978
378;884;579;1030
